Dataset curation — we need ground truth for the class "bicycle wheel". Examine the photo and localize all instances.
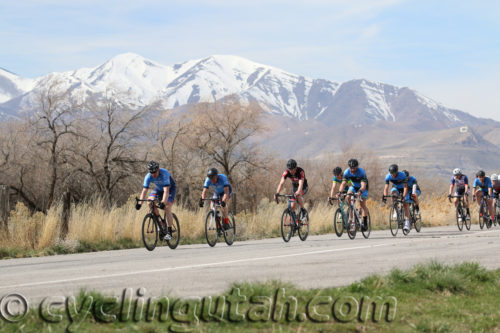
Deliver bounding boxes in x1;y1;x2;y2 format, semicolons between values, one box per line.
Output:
334;208;344;237
166;213;180;249
346;207;356;240
402;205;410;236
479;202;485;230
223;213;236;246
298;210;309;241
464;207;471;230
281;209;293;242
142;213;158;251
205;210;218;247
456;204;464;231
412;204;422;233
389;205;399;237
361;213;371;239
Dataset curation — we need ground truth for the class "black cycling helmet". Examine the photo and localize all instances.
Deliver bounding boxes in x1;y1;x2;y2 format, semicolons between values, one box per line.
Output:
333;166;343;176
147;160;159;173
207;168;218;179
389;164;398;174
402;170;409;177
348;158;358;168
476;170;486;177
286;159;297;170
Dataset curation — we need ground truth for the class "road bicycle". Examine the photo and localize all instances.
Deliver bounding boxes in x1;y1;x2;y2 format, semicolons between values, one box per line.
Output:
476;194;493;229
329;194;349;238
449;194;471;231
135;198;180;251
343;192;371;239
383;194;411;236
202;197;236;247
407;196;422;233
275;194;309;242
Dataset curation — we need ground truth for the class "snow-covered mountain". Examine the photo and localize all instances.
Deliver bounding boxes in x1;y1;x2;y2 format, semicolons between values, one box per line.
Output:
0;53;492;129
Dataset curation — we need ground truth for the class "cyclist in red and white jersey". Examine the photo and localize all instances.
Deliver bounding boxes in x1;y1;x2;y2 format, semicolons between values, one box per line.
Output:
448;168;471;221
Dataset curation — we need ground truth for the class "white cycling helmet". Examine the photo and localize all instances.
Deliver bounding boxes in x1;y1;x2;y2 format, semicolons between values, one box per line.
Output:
453;168;462;176
491;174;498;181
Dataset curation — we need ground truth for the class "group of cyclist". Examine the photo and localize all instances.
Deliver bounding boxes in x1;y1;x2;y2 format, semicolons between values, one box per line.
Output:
135;158;500;242
449;168;500;225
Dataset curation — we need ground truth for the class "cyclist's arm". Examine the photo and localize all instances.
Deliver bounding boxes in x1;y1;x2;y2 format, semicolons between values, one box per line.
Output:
139;187;148;202
448;184;454;196
162;186;170;204
402;183;408;198
201;187;208;200
330;181;338;198
222;186;230;202
338;180;347;194
359;180;367;192
276;177;285;194
383;183;389;196
297;178;304;193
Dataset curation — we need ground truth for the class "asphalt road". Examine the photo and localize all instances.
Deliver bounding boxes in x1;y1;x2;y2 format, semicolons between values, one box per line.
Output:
1;225;499;304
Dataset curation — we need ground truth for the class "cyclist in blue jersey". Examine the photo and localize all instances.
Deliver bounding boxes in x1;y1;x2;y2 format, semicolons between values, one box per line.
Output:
275;159;308;217
329;166;351;202
472;170;495;224
382;164;412;232
337;159;369;231
199;168;232;230
136;161;176;240
448;168;471;221
402;170;421;212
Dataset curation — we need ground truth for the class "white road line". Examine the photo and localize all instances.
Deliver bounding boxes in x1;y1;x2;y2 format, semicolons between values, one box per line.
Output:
0;243;391;290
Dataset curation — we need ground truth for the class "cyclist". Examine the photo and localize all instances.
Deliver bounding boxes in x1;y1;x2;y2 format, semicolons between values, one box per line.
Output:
492;174;500;199
274;159;308;217
472;170;495;224
382;164;411;232
402;170;421;213
448;168;471;221
329;166;351;202
199;168;232;230
136;161;176;240
338;158;369;231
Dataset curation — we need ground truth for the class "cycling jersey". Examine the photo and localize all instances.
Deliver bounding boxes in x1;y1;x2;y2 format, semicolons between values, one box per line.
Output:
143;168;175;191
144;169;176;203
385;172;407;190
492;181;500;194
473;177;492;194
451;175;468;190
204;174;232;196
343;168;368;189
282;167;308;191
333;176;351;194
407;176;420;191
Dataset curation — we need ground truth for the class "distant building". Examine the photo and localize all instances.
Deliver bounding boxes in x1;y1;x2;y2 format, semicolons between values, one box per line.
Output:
460;126;468;133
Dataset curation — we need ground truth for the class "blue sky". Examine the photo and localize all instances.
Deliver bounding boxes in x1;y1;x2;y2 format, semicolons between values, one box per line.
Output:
1;0;499;120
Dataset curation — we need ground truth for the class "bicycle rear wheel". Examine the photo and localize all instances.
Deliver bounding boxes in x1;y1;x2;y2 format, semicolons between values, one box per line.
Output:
464;207;471;230
456;204;464;231
166;213;180;249
223;213;236;246
281;209;293;242
334;208;344;237
346;207;356;240
389;206;399;237
205;210;218;247
298;210;309;241
361;213;371;239
412;204;422;233
142;213;158;251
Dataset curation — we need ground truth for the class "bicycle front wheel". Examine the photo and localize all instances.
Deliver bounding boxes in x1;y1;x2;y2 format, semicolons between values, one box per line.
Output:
298;210;309;241
223;213;236;246
205;210;218;247
389;206;399;237
362;213;371;239
479;202;485;230
142;213;158;251
346;207;356;240
334;208;344;237
166;213;180;249
281;209;293;242
464;207;471;231
456;205;464;231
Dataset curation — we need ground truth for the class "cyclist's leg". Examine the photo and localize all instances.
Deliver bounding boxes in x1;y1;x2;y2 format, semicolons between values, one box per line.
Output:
165;186;176;227
475;191;483;208
296;187;307;211
487;197;495;221
390;187;399;204
149;190;162;218
359;189;369;217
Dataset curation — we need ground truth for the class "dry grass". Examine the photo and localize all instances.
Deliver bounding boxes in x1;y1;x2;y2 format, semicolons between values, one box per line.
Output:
0;193;478;257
